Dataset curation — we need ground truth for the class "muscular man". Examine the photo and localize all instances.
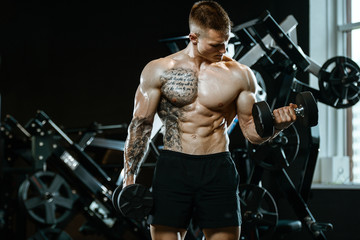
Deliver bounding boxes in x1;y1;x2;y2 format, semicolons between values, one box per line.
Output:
122;1;296;240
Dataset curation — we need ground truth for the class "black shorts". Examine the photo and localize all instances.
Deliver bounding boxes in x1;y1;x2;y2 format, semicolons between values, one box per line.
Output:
148;150;241;229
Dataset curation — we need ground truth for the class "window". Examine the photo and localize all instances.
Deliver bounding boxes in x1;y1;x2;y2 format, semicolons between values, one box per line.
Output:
345;0;360;182
310;0;360;185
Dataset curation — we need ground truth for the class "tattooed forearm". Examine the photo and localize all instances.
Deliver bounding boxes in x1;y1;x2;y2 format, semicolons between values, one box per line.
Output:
124;117;152;176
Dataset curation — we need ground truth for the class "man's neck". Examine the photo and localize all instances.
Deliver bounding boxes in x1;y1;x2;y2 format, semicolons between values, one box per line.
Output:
184;43;214;69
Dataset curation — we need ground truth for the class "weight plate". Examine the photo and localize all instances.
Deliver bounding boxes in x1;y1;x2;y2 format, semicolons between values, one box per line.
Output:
239;184;278;240
296;91;318;127
18;171;76;225
118;184;153;220
111;185;123;214
252;101;274;138
319;56;360;108
248;125;300;171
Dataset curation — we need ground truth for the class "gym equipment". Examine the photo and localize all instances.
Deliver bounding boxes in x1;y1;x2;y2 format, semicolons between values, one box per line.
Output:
318;56;360;108
248;124;300;170
18;171;76;225
112;184;153;220
33;111;115;188
239;184;278;240
252;91;318;138
51;146;151;239
0;110;152;239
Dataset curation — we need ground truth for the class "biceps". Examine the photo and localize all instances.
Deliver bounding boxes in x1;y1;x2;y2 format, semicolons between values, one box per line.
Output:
236;90;256;127
133;85;161;121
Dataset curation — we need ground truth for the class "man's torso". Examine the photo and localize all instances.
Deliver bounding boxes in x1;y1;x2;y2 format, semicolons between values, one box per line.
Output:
156;52;247;154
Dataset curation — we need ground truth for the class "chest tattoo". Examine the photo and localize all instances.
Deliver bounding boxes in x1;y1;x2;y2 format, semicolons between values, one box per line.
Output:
160;68;198;107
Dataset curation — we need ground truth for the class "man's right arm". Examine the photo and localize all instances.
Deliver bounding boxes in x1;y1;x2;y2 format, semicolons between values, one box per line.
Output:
123;60;163;187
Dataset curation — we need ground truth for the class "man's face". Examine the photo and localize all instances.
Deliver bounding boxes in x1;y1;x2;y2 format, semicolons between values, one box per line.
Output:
196;29;230;62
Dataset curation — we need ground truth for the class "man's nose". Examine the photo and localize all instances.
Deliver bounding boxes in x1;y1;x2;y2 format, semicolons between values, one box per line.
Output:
219;44;226;53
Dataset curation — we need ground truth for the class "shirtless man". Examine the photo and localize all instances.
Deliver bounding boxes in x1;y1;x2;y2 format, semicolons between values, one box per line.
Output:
122;1;296;240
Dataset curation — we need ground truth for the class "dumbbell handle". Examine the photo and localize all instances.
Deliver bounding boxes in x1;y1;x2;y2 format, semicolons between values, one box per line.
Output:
293;105;304;118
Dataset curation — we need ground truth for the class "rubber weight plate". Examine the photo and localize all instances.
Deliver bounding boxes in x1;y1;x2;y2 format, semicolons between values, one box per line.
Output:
318;56;360;108
118;184;153;220
252;101;274;138
239;184;278;240
295;91;318;127
111;185;123;214
18;171;76;225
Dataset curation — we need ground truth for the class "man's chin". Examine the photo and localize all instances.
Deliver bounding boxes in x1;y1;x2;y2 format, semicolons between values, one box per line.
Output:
210;55;223;62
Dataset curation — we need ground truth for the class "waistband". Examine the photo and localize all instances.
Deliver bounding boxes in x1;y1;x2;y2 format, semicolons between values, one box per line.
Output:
159;149;231;160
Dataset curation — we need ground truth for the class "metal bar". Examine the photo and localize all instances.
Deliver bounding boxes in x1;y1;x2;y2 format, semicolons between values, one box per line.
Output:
5;115;31;138
238;14;299;67
280;168;328;240
90;137;125;151
338;21;360;32
232;17;261;32
36;111;112;183
56;148;112;199
261;12;310;71
299;126;320;202
47;119;74;145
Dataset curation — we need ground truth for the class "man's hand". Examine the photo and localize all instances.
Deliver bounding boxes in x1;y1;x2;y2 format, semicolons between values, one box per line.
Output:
273;103;297;131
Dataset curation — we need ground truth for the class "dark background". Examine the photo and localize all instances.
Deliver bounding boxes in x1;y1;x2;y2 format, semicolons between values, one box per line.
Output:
4;1;358;240
0;0;309;128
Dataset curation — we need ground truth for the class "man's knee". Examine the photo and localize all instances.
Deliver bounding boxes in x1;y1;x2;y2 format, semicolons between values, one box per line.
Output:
202;226;241;240
150;224;187;240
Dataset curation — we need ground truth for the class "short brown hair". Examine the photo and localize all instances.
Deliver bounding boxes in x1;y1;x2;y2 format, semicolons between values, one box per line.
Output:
189;1;232;34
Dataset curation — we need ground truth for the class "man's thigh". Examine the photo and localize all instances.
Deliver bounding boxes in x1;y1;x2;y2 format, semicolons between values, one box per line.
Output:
150;224;187;240
203;226;241;240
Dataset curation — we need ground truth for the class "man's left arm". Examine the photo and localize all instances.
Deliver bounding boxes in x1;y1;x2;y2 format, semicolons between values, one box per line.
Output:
235;65;296;145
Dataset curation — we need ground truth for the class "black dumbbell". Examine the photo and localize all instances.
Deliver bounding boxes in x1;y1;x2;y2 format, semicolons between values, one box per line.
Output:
252;91;318;138
112;184;153;220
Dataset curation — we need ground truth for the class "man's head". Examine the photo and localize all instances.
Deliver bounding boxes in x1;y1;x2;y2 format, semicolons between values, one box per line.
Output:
189;0;232;36
188;1;233;62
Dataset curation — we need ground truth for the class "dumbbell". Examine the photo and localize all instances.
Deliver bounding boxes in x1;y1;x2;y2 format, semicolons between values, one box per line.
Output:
112;183;153;220
252;91;318;138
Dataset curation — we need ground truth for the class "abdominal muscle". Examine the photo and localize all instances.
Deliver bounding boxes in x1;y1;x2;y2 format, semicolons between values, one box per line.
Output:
158;64;237;155
160;100;231;155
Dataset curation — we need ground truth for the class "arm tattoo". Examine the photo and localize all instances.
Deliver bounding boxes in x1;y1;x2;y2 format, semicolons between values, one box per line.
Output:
124;117;152;176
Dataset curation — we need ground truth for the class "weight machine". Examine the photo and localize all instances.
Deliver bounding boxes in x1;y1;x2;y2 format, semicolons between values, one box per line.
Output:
0;111;151;239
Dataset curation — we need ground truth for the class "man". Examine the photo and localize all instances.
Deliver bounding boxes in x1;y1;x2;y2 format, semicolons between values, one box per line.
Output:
122;1;296;240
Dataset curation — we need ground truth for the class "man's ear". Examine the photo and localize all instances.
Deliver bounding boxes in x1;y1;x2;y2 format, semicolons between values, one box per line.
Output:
189;32;198;45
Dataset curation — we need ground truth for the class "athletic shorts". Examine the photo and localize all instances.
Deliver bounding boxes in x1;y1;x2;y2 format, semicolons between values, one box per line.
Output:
148;150;241;229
